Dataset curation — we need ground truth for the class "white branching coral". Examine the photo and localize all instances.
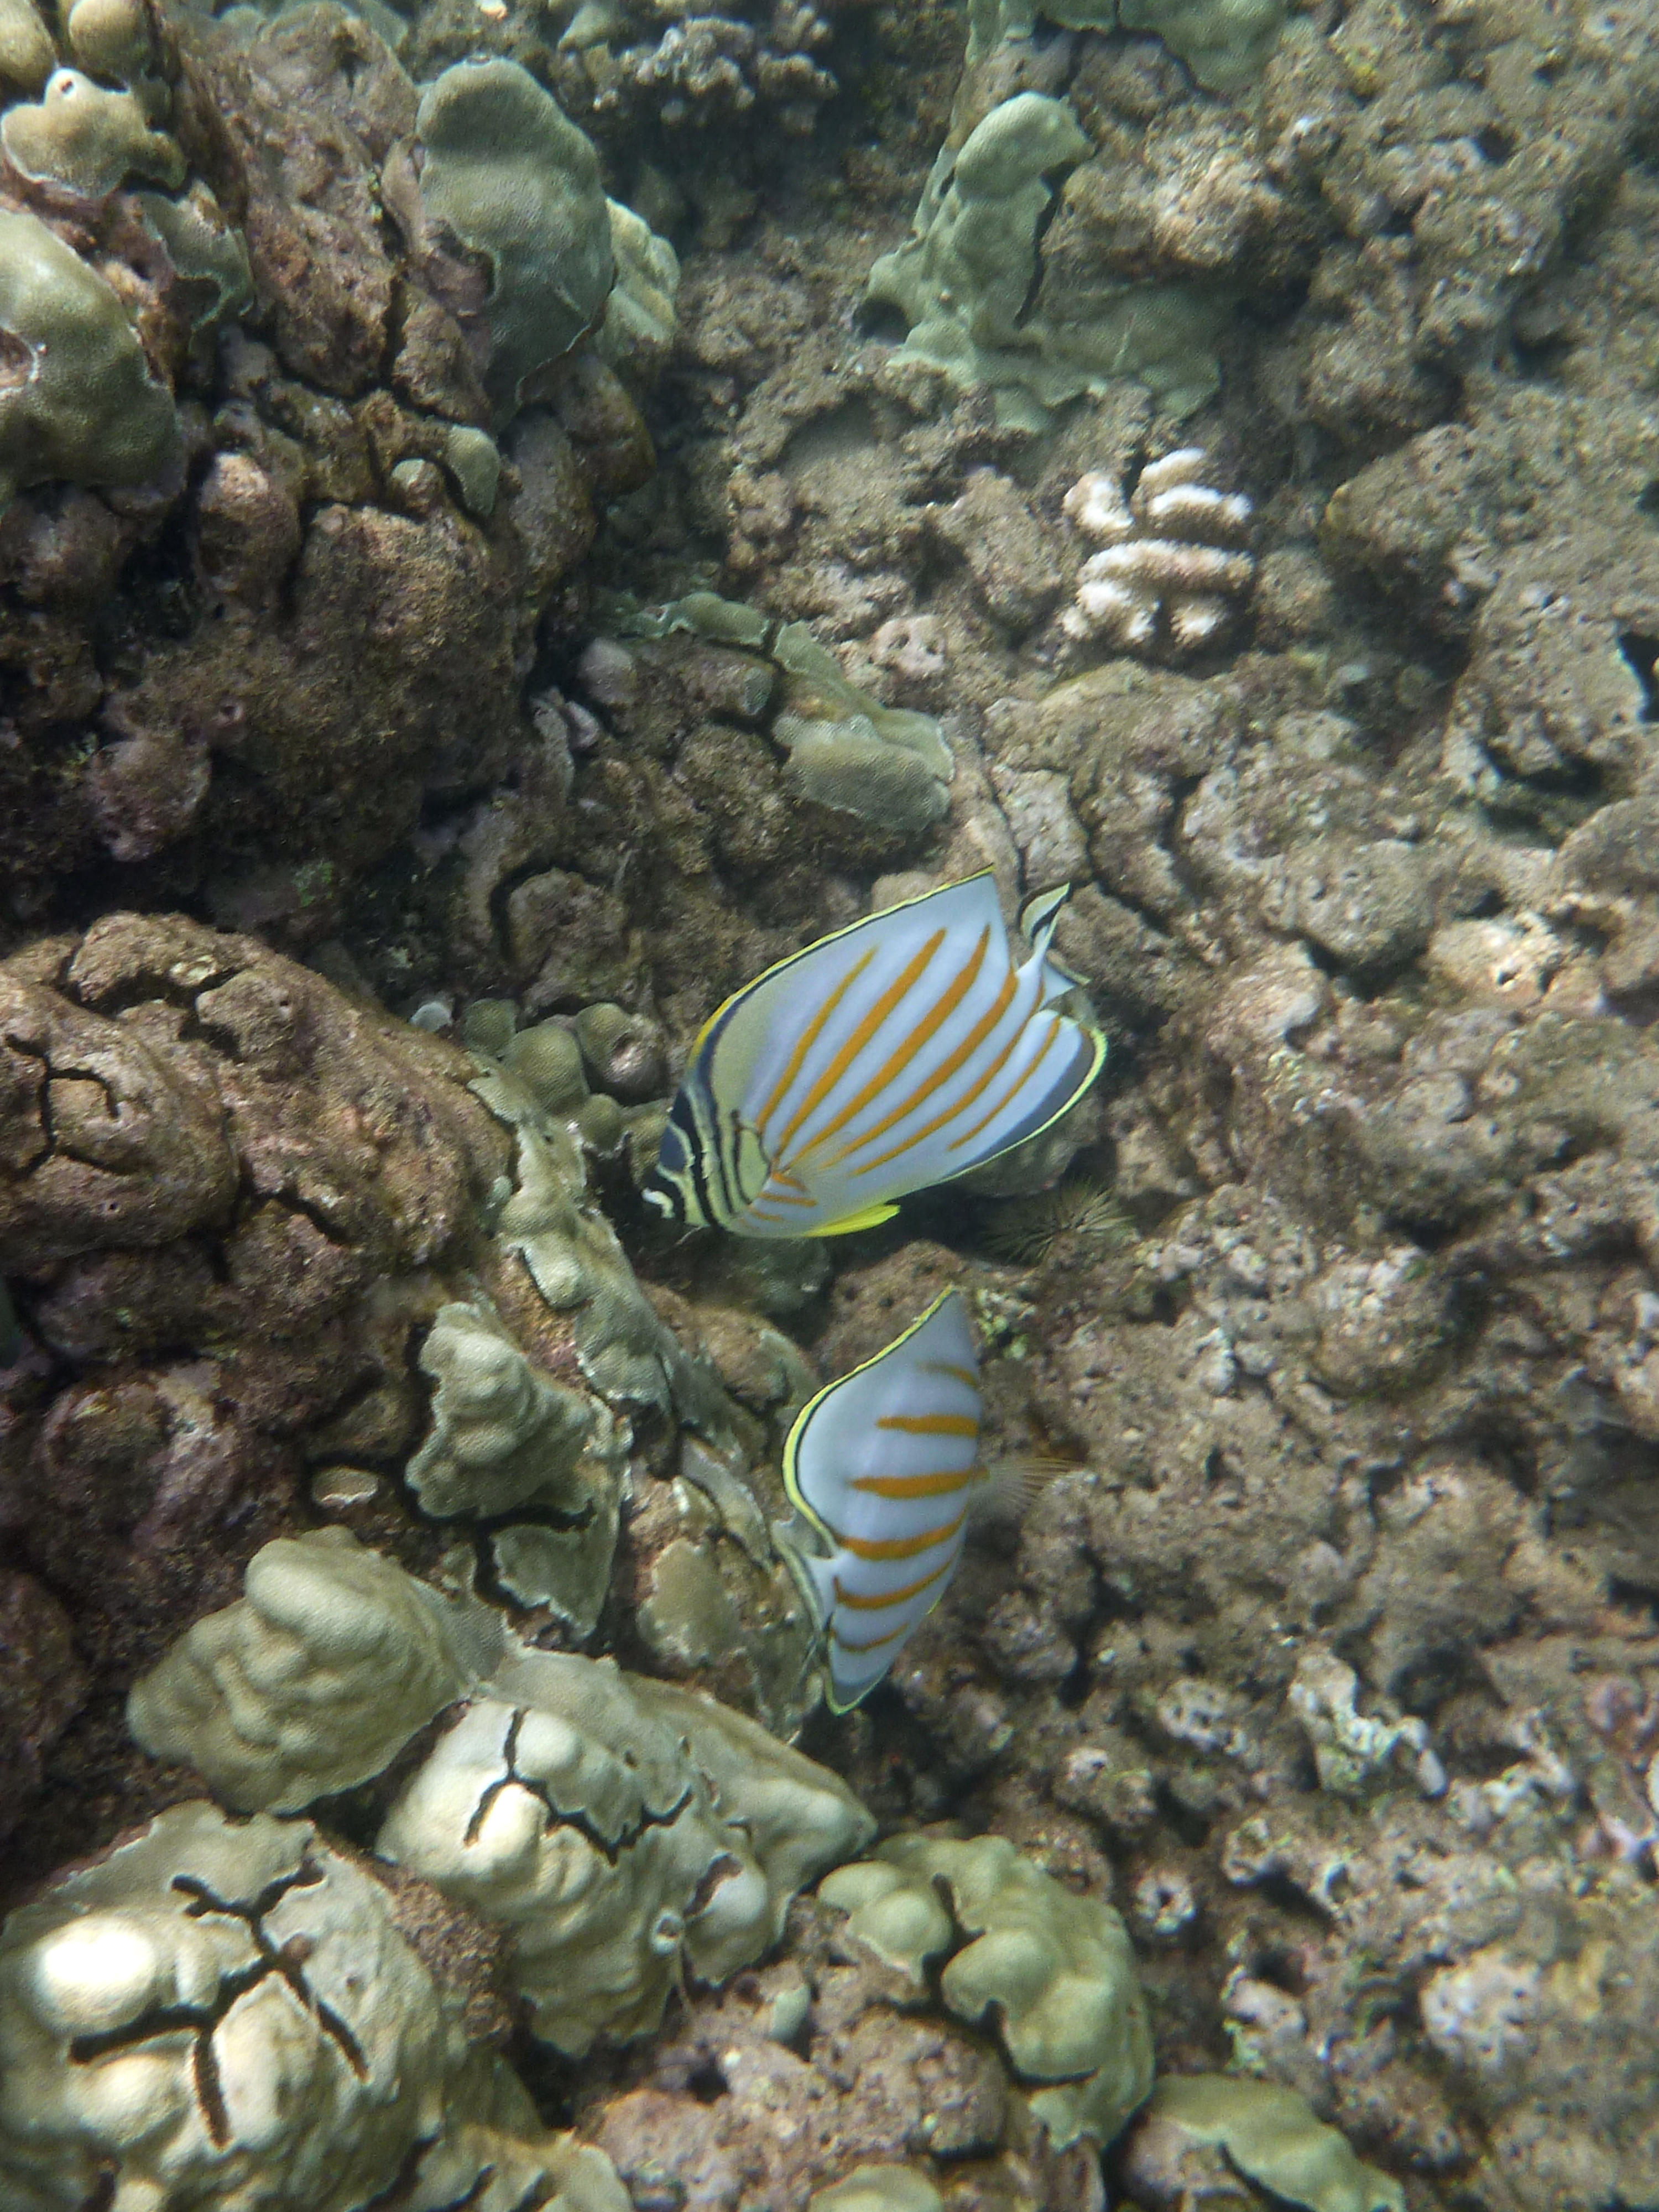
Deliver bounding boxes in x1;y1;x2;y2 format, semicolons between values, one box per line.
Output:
1062;447;1254;657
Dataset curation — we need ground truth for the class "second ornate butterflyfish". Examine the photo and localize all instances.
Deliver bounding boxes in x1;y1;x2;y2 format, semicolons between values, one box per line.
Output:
779;1288;989;1712
642;872;1105;1238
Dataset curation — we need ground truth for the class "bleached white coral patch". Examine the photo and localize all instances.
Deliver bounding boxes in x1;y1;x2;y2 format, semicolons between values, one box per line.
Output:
1063;447;1254;658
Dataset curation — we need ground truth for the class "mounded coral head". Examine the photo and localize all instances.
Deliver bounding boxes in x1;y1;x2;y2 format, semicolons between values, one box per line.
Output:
414;59;614;424
0;1798;622;2212
0;206;180;504
126;1527;498;1812
0;0;54;92
64;0;156;82
820;1831;1154;2149
377;1647;874;2054
770;618;952;833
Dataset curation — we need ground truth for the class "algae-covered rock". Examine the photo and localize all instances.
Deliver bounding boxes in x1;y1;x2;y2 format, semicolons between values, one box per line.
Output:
0;1798;620;2212
866;92;1223;430
127;1528;495;1812
967;0;1285;95
0;206;181;504
820;1832;1153;2149
2;68;184;196
1121;2075;1406;2212
615;592;953;834
377;1648;874;2054
414;59;614;424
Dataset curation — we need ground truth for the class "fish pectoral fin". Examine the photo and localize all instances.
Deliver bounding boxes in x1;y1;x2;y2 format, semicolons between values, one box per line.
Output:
807;1201;902;1238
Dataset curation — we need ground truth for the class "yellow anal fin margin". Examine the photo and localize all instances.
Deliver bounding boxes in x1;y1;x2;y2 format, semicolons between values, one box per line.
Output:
807;1201;901;1238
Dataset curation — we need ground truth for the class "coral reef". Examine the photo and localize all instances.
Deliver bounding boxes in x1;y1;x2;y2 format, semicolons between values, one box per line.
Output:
0;7;672;939
11;0;1659;2198
0;916;817;1883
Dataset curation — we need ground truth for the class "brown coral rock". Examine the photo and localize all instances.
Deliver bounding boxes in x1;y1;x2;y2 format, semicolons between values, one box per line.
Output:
0;914;513;1887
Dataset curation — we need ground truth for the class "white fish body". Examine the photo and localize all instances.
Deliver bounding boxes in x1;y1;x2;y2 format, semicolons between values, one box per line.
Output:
780;1289;983;1711
643;872;1104;1239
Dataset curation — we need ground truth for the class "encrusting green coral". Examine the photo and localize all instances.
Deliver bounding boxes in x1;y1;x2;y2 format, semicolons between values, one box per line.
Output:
808;2168;945;2212
469;1050;730;1416
414;59;614;424
0;1799;632;2212
1129;2076;1407;2212
1;67;184;196
820;1832;1154;2150
133;180;254;331
614;591;954;834
0;206;181;505
865;92;1224;430
597;196;680;383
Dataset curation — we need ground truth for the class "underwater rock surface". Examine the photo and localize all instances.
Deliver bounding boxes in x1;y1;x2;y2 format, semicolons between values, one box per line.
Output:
7;0;1659;2205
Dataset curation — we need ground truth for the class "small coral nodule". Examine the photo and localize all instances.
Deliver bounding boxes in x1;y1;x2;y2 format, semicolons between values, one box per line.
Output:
1063;447;1254;658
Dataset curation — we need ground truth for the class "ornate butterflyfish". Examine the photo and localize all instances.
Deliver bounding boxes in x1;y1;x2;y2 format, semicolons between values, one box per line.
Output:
642;871;1105;1239
778;1288;988;1712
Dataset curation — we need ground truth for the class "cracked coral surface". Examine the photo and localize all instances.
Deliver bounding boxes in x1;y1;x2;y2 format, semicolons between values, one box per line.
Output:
0;1797;631;2212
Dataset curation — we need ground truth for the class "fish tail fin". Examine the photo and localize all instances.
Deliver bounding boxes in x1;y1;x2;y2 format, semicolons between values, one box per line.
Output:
971;1453;1078;1527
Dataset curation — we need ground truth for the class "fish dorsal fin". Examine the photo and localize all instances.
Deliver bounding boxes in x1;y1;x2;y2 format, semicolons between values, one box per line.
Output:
1019;881;1089;1000
1018;881;1072;950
